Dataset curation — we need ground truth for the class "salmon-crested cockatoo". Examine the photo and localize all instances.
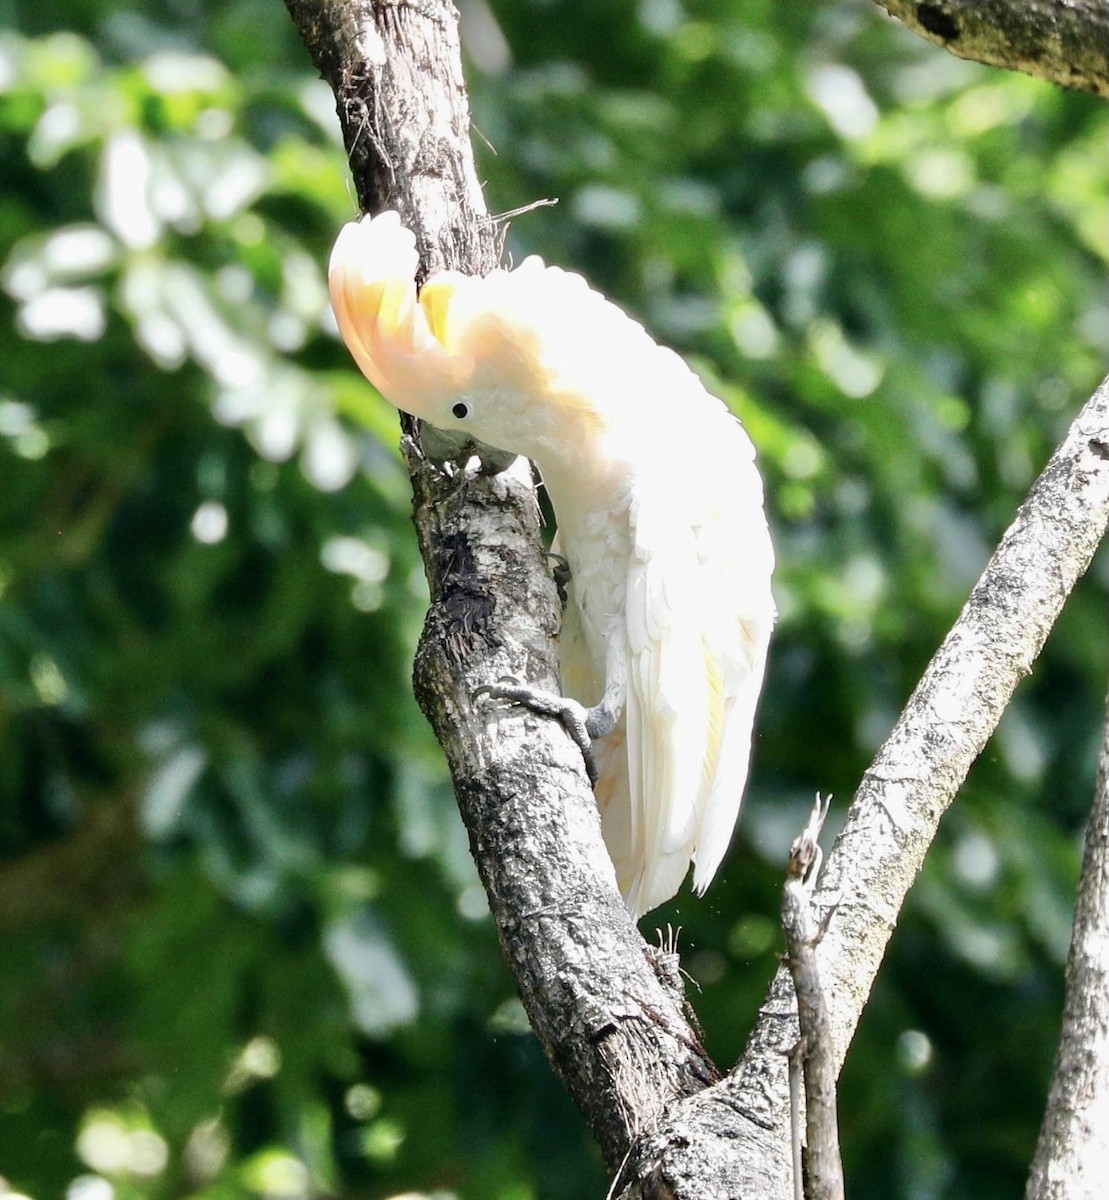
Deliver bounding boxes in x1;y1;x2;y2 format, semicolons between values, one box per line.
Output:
329;211;775;918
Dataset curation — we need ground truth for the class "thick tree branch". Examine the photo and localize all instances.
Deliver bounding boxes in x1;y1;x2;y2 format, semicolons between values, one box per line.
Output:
622;375;1109;1196
284;0;495;272
1026;696;1109;1200
407;453;717;1173
284;0;713;1174
877;0;1109;96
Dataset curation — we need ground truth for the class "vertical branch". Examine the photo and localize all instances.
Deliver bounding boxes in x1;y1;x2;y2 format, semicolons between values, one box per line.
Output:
1026;699;1109;1200
283;0;716;1174
283;0;495;274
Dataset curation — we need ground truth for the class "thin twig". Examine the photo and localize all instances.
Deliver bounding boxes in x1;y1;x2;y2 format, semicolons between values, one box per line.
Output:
782;795;845;1200
492;197;560;222
1026;693;1109;1200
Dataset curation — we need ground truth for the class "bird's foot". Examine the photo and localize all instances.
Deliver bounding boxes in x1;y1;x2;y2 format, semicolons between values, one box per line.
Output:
473;678;616;786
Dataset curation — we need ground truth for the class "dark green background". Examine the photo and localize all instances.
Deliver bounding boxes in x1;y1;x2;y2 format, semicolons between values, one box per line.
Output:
1;1;1106;1196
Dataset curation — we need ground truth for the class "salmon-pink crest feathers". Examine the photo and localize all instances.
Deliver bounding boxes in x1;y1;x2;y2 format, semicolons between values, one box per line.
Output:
328;212;475;416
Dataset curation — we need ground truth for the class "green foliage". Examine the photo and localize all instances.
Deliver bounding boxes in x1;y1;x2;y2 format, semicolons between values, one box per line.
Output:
0;1;1105;1198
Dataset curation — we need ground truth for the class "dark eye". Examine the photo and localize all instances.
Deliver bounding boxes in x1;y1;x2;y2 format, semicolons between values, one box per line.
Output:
451;401;471;420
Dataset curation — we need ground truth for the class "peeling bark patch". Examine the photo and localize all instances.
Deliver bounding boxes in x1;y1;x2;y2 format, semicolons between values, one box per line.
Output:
916;3;959;40
1088;437;1109;461
438;529;477;577
440;586;497;659
431;530;500;660
642;1167;678;1200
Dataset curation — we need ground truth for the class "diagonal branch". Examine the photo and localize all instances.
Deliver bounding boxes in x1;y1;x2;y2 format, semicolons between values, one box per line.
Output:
623;375;1109;1196
1026;693;1109;1200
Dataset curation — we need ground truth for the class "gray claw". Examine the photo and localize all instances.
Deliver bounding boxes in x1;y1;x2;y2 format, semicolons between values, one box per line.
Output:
473;679;599;785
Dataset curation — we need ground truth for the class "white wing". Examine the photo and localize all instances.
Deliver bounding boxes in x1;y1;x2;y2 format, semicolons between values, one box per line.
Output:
689;420;775;894
622;470;709;916
620;407;775;917
508;264;776;913
553;532;639;893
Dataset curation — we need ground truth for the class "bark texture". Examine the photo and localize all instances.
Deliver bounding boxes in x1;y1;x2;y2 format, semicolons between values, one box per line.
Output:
406;452;717;1172
620;375;1109;1197
1026;701;1109;1200
284;0;715;1175
877;0;1109;95
284;0;495;275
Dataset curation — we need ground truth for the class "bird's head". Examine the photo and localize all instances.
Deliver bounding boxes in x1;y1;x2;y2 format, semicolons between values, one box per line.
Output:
329;212;593;463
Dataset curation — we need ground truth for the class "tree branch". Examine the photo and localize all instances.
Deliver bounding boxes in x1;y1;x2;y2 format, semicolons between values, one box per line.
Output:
284;0;714;1174
283;0;495;273
782;796;844;1200
876;0;1109;96
1026;694;1109;1200
621;375;1109;1196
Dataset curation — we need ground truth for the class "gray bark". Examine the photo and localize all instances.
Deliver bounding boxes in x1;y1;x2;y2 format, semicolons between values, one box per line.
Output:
284;0;715;1176
283;0;495;275
877;0;1109;95
782;798;844;1200
1026;701;1109;1200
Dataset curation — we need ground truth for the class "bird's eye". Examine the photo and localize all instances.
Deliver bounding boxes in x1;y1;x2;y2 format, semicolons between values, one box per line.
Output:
451;401;471;420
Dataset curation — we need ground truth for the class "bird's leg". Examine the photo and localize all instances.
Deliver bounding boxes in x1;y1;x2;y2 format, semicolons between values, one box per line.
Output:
473;680;619;786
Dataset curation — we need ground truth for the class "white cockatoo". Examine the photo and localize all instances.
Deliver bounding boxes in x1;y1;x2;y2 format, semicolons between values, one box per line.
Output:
329;211;775;917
